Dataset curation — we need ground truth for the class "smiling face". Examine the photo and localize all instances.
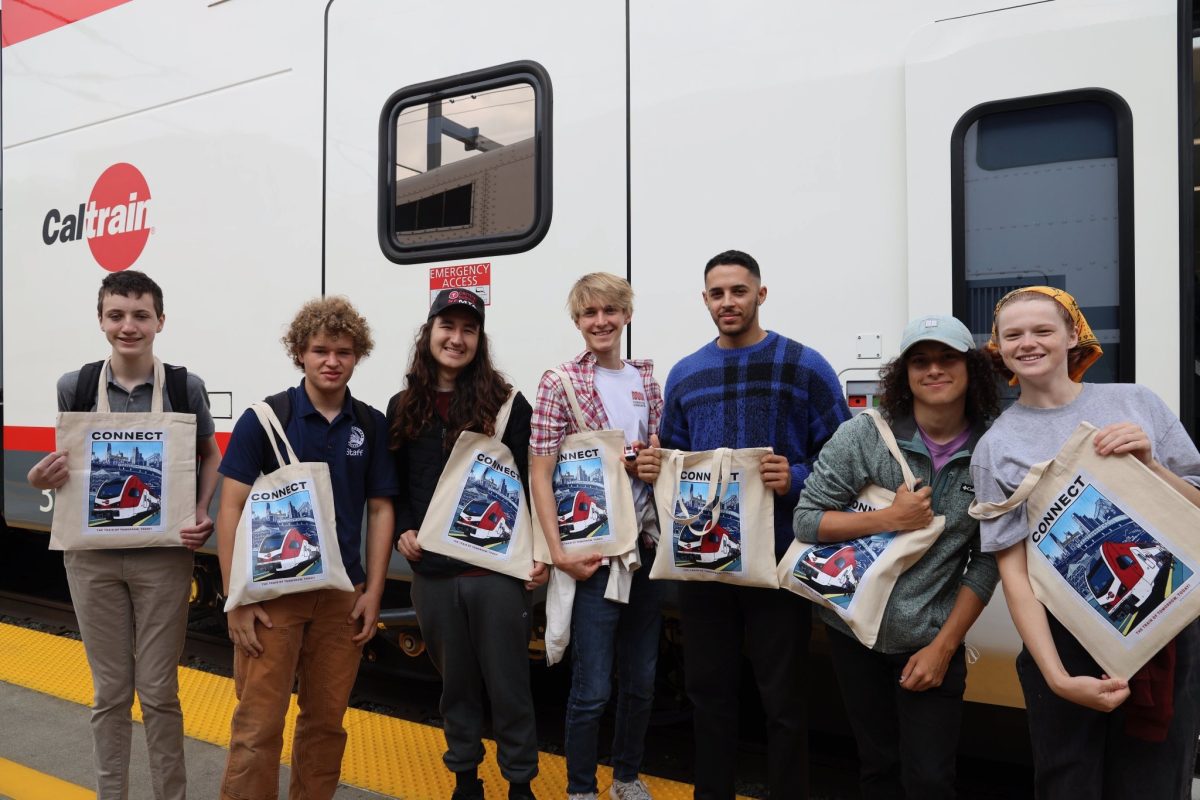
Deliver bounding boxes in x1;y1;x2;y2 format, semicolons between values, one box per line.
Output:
995;296;1078;388
703;264;767;346
429;307;481;383
300;329;358;397
906;342;969;413
99;291;164;362
574;295;630;359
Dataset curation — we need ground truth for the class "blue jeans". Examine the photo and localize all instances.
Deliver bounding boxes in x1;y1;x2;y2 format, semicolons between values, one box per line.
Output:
564;545;665;793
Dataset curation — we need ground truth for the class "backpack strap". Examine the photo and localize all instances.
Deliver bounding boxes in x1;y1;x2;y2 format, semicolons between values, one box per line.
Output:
162;363;191;414
350;398;377;450
261;391;293;474
73;360;191;413
72;361;105;412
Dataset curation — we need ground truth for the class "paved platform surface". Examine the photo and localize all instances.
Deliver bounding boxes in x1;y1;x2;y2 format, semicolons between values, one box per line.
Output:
0;622;727;799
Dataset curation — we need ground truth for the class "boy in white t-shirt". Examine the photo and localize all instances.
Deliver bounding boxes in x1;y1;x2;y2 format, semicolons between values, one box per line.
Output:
529;273;664;800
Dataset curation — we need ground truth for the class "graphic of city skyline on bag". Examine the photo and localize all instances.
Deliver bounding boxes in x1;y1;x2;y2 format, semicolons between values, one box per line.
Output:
969;421;1200;679
417;392;535;581
649;446;778;588
777;409;946;648
224;402;352;610
532;369;638;562
50;358;197;550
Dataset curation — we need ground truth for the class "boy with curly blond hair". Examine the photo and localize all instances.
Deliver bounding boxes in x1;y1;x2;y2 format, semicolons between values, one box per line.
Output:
216;296;397;800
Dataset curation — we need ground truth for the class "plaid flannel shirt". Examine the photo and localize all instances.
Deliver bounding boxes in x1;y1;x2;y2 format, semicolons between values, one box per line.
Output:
530;350;663;456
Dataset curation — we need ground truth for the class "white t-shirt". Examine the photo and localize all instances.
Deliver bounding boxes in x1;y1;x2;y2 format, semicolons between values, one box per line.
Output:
594;363;652;516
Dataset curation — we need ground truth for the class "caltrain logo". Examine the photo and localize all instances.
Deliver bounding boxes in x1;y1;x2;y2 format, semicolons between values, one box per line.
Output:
42;163;152;272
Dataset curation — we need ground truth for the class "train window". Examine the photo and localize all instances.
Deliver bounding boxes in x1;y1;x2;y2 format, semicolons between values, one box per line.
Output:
951;91;1134;389
378;61;553;265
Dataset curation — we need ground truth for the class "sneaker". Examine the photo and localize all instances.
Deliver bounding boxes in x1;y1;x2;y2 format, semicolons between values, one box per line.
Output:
567;794;598;800
509;782;537;800
610;779;652;800
452;778;484;800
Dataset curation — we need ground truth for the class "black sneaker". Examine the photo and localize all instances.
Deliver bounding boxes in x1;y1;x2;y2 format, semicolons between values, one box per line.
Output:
508;781;537;800
452;777;484;800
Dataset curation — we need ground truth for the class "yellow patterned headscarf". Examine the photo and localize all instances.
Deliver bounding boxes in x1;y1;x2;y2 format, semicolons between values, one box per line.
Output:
987;286;1103;383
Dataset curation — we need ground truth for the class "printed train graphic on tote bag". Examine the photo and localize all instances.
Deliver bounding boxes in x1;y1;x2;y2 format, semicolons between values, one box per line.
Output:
249;482;325;583
672;468;743;573
447;451;524;554
1031;474;1195;637
86;430;166;531
551;447;612;544
791;502;895;611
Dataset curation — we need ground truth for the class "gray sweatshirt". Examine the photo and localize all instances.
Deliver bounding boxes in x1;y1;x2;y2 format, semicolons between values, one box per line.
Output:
970;382;1200;553
793;412;998;653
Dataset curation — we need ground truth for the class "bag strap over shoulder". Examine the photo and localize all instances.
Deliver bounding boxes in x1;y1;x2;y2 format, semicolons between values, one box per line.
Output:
863;409;919;490
493;391;517;440
94;358;165;413
967;421;1099;522
549;368;590;432
250;402;299;469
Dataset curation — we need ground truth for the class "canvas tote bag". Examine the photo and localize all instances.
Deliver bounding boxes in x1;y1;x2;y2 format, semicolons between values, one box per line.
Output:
777;409;946;648
51;358;197;550
969;421;1200;679
224;402;352;610
416;392;535;581
649;445;777;588
531;369;639;562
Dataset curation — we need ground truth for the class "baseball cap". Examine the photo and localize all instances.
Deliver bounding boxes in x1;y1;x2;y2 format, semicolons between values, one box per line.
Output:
899;315;974;354
428;288;485;323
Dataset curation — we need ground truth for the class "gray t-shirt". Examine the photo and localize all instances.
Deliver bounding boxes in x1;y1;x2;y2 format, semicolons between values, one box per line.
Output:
970;383;1200;553
57;364;216;440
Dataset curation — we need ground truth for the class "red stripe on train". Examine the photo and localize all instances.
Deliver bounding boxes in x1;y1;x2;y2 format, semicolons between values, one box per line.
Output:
2;0;133;48
3;426;232;455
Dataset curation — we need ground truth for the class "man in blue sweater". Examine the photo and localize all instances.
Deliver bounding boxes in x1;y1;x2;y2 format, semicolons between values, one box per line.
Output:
638;250;849;799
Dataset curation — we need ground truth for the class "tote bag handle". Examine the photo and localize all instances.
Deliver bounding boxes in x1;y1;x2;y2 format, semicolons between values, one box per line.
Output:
667;447;732;532
493;391;517;440
967;422;1099;521
250;402;300;468
862;408;920;491
549;368;592;432
95;357;166;413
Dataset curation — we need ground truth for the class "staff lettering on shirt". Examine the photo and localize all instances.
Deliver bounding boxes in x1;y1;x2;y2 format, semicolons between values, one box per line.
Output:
559;448;600;462
476;452;520;481
250;481;310;502
1031;475;1087;543
92;430;164;441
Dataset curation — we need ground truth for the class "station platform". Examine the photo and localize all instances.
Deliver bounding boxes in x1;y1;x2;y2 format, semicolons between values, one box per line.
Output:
0;622;723;800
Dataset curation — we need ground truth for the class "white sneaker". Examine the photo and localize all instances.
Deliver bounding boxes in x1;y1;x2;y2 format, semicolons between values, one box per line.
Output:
568;794;597;800
610;779;652;800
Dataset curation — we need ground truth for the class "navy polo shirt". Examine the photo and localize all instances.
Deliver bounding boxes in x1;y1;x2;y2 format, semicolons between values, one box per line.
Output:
219;381;399;585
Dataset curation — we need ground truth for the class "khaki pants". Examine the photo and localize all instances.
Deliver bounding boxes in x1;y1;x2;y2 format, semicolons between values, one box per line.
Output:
220;589;363;800
64;547;194;800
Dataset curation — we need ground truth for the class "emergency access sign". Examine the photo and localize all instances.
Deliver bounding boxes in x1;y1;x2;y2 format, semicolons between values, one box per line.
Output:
429;262;491;305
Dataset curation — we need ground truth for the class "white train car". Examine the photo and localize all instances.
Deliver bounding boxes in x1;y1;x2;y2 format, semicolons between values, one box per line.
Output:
4;0;1197;727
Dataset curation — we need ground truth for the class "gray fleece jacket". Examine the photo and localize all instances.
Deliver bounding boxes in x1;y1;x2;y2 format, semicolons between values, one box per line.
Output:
792;412;999;653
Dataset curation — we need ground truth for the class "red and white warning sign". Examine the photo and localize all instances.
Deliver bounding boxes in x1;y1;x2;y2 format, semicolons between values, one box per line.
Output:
429;262;491;305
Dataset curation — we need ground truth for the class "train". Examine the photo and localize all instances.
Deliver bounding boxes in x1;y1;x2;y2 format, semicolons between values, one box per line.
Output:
3;0;1198;730
1088;541;1166;616
796;545;859;593
256;527;322;575
555;490;607;537
454;498;513;542
92;473;160;522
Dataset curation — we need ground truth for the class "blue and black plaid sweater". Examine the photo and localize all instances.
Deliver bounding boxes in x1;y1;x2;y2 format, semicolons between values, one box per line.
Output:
659;331;850;556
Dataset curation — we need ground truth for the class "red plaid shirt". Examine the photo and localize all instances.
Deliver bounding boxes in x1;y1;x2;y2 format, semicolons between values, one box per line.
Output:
530;351;663;456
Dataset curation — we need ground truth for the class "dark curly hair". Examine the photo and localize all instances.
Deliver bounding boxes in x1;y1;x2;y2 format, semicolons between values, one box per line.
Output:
388;318;511;450
877;347;1000;425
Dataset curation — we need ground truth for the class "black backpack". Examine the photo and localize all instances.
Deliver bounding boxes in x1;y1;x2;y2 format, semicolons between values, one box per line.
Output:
259;390;378;474
72;360;191;413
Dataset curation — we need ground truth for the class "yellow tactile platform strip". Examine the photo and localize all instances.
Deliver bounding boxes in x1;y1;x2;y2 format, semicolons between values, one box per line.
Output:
0;623;742;799
0;757;93;800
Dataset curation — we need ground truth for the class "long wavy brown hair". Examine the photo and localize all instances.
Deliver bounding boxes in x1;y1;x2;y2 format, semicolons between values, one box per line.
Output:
877;347;1000;425
388;318;511;450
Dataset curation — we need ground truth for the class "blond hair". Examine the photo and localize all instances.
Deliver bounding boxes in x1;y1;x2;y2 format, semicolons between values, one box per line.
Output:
567;272;634;320
282;296;375;368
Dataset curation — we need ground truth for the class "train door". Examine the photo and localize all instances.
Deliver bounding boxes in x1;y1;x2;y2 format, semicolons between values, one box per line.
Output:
322;1;627;401
904;0;1184;706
